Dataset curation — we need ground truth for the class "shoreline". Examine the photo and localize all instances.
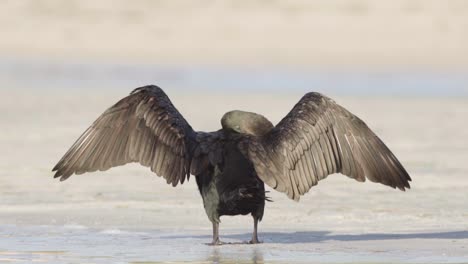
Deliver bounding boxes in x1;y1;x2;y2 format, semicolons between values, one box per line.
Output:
1;57;467;97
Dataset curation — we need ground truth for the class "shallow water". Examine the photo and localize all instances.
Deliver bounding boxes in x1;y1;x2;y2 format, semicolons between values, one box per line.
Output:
0;65;468;263
1;57;467;97
1;225;467;264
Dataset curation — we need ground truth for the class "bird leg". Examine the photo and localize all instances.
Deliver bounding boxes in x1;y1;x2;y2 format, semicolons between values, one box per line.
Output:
249;216;262;244
208;222;223;246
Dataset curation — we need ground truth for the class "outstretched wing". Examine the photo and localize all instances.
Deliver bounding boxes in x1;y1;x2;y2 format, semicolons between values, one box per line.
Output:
245;92;411;201
53;85;198;186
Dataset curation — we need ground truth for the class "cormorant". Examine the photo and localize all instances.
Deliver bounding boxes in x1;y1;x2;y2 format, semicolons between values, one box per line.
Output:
53;85;411;245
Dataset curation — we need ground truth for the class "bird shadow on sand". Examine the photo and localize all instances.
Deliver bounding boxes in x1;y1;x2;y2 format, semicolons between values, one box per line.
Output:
161;230;468;244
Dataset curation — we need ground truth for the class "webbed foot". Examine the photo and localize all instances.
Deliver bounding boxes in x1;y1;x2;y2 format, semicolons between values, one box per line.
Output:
206;239;225;246
249;238;262;244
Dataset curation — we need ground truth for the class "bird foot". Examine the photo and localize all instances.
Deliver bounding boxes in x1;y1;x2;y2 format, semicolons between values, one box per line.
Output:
249;239;262;244
206;240;225;246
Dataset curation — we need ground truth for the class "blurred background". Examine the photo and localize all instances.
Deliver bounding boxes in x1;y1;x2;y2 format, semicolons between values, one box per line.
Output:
1;1;468;263
0;0;467;95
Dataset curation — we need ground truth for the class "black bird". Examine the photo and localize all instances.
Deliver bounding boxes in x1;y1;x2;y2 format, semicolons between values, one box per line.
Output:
53;85;411;245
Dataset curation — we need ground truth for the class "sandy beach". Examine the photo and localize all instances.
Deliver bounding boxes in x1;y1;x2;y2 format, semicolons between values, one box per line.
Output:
0;0;467;263
1;0;467;69
0;89;467;263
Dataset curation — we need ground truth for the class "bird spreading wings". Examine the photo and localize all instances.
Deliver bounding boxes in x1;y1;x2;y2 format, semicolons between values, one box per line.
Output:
53;85;411;200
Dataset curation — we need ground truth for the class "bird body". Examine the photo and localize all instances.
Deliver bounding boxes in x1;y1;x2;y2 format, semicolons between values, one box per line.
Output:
196;136;266;221
194;131;268;244
53;85;411;245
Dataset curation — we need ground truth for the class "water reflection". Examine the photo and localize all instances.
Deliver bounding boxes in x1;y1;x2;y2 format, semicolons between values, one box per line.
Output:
207;247;264;264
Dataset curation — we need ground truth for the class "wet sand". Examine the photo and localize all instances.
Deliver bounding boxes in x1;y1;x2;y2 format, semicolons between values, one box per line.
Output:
1;1;467;262
0;89;467;263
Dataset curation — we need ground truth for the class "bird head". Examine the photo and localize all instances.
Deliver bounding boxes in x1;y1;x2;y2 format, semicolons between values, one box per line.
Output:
221;110;274;137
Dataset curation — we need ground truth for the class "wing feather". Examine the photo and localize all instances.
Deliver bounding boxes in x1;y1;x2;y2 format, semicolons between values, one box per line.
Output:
53;85;199;186
245;92;411;200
